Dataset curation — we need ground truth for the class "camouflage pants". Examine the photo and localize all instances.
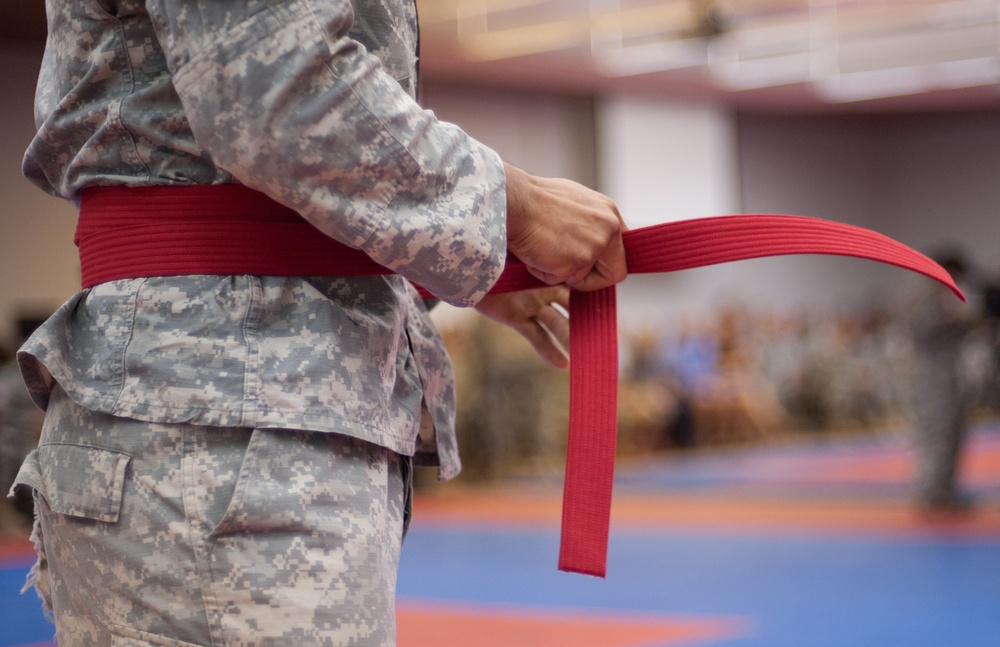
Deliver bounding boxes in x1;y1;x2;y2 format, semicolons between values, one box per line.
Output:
12;385;411;646
910;369;967;507
913;417;966;507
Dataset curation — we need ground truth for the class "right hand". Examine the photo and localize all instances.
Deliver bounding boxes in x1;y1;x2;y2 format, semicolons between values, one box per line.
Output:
503;163;628;292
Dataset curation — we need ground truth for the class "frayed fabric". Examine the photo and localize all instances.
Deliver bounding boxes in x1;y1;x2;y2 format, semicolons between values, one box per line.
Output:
10;384;410;646
21;493;54;622
10;459;54;624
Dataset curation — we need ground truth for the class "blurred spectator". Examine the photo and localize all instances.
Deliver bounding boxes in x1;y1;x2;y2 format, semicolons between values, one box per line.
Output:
0;316;47;533
698;306;789;443
904;252;979;514
974;274;1000;412
433;267;1000;483
619;327;683;452
658;316;720;446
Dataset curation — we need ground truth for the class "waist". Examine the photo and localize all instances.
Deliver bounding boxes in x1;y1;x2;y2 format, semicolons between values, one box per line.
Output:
76;185;393;289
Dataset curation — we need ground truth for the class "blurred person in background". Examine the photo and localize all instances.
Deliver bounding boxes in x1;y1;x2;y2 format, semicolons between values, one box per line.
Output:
906;251;979;515
0;316;46;534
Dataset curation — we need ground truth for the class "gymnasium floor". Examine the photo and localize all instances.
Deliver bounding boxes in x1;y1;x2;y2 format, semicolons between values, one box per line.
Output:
3;422;999;647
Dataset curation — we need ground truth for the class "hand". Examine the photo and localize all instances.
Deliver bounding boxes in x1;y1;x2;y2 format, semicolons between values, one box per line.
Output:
504;162;628;292
474;286;571;369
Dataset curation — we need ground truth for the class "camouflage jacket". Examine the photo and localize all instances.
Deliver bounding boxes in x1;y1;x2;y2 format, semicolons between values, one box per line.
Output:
18;0;508;480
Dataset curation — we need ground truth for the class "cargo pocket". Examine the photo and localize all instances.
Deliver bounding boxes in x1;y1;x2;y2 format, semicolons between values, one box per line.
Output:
10;444;130;619
13;443;130;523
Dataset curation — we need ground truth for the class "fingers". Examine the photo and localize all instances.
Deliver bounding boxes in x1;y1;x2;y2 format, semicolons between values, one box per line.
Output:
525;266;562;286
564;237;628;292
524;234;628;291
522;293;569;369
473;287;571;369
521;231;628;290
534;302;570;354
517;315;569;369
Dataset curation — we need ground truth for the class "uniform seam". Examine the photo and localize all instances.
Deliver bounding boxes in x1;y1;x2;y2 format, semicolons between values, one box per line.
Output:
113;14;156;181
240;276;263;428
179;428;219;646
111;279;144;412
202;430;262;646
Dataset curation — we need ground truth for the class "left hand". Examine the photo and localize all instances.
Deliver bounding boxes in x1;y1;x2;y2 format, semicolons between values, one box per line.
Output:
474;286;571;369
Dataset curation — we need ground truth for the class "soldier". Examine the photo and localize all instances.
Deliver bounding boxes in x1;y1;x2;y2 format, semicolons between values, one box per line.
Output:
0;317;46;530
10;1;626;645
907;252;978;514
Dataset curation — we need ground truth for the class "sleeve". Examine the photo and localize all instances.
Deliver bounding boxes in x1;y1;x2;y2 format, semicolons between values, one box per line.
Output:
146;0;507;307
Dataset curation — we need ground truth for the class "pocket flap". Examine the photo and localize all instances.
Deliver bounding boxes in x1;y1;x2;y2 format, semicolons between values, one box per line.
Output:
14;444;130;523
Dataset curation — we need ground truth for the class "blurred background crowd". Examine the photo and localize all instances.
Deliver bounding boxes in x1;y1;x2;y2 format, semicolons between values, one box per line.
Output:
437;266;1000;484
1;262;996;509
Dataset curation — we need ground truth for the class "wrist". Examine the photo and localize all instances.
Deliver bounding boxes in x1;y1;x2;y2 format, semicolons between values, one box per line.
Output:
503;162;532;244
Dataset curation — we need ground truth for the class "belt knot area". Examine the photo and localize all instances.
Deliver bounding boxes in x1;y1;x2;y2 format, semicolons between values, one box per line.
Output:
78;185;962;577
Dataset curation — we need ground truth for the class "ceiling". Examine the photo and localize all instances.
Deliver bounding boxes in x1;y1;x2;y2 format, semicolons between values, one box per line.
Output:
3;0;999;113
418;0;1000;112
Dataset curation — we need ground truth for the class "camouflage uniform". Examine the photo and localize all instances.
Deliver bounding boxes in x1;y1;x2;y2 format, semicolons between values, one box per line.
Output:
17;384;411;646
13;0;506;644
907;280;975;509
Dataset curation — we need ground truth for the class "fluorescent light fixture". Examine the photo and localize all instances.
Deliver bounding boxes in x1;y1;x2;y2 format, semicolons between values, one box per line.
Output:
709;48;825;89
594;38;707;75
438;0;1000;102
816;55;1000;102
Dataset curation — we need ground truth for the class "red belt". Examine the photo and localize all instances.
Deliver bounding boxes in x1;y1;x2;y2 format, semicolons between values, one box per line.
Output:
78;185;963;577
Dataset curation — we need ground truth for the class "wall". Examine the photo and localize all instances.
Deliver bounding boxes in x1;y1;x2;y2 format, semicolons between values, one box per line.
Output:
596;95;742;327
884;111;1000;279
735;113;906;314
420;82;597;187
738;111;1000;312
598;96;740;227
0;40;80;350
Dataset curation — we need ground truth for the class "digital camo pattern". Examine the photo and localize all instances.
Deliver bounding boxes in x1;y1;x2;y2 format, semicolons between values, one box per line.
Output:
0;360;41;499
14;385;409;646
907;283;973;506
19;274;461;478
24;0;507;307
19;0;511;479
